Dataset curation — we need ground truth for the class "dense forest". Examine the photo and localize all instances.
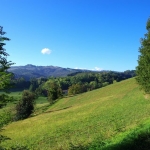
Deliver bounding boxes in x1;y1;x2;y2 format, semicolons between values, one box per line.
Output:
12;70;136;103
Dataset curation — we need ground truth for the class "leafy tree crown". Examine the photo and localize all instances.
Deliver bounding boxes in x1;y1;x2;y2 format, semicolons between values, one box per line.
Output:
136;17;150;93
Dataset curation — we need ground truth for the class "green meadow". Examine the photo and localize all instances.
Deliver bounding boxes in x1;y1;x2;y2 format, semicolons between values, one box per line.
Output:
1;78;150;149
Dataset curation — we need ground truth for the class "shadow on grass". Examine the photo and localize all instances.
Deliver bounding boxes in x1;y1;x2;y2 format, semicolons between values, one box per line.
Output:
104;130;150;150
69;128;150;150
44;106;72;114
69;140;108;150
64;92;86;98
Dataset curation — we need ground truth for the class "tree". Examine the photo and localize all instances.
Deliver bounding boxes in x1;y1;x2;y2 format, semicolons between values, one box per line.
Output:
29;78;39;92
44;81;62;104
0;26;14;107
68;83;85;95
136;18;150;93
89;81;98;90
15;90;36;120
0;26;15;149
0;26;14;73
0;26;29;150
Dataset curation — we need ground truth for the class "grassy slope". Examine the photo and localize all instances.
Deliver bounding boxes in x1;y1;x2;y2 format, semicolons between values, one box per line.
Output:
2;78;150;149
0;91;22;114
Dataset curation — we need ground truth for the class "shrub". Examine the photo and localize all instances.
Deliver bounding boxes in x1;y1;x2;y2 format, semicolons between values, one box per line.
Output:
15;90;36;120
0;110;13;128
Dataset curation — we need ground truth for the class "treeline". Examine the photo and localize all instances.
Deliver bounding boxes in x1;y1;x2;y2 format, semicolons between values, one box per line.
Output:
12;70;136;101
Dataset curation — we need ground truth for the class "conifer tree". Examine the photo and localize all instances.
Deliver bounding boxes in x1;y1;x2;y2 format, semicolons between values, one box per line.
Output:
0;26;16;149
0;26;15;108
0;26;14;92
136;17;150;93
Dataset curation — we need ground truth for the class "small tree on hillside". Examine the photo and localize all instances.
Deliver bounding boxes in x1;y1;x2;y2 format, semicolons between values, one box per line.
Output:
44;81;62;104
48;82;62;104
15;90;36;120
136;17;150;93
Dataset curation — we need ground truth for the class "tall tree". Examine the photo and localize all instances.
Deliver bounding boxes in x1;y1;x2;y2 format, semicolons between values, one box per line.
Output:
0;26;14;108
0;26;14;92
0;26;15;149
136;18;150;93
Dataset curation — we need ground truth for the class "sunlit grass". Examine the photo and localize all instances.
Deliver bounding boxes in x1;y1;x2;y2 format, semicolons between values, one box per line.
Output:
1;78;150;149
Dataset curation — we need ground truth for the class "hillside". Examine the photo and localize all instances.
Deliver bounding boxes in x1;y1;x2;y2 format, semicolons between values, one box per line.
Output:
8;64;135;82
2;78;150;149
8;64;88;80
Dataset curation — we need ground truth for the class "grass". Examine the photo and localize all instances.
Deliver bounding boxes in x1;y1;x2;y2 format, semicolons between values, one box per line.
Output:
1;78;150;149
0;91;48;113
0;91;22;115
33;96;49;115
0;92;49;129
99;119;150;150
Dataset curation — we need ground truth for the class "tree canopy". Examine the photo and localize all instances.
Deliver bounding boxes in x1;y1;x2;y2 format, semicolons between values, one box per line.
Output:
136;18;150;93
0;26;14;107
0;26;15;149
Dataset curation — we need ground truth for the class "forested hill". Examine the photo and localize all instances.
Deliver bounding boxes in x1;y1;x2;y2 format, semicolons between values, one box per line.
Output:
8;64;89;80
9;64;136;81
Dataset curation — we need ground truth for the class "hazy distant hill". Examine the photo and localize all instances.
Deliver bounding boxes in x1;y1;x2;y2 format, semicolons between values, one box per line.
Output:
8;64;90;80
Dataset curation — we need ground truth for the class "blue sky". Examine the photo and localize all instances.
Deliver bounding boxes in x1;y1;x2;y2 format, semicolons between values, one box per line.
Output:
1;0;150;71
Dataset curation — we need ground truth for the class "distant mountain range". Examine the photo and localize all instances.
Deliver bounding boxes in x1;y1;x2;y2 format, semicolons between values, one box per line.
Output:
8;64;94;80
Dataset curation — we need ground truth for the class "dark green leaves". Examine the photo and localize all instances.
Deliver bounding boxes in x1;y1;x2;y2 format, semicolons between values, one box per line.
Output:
136;18;150;93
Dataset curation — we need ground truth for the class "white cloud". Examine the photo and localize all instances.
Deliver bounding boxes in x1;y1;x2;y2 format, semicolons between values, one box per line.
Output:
75;67;87;70
75;67;103;71
41;48;52;54
94;67;102;71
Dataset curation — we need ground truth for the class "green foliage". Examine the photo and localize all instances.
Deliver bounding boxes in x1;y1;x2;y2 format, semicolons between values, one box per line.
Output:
0;26;14;91
136;17;150;93
0;94;11;108
2;78;150;149
0;110;12;128
0;26;29;150
0;72;14;91
0;110;13;149
12;77;30;90
29;78;39;92
44;81;62;104
102;82;109;87
0;94;15;108
15;90;36;120
42;71;135;96
0;26;15;149
68;83;87;95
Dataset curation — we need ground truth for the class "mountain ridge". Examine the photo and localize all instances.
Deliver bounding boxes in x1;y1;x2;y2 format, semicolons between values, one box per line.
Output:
8;64;97;80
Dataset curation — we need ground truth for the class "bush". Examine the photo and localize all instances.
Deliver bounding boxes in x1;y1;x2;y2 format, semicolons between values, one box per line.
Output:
15;90;36;120
0;94;15;108
0;110;13;128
